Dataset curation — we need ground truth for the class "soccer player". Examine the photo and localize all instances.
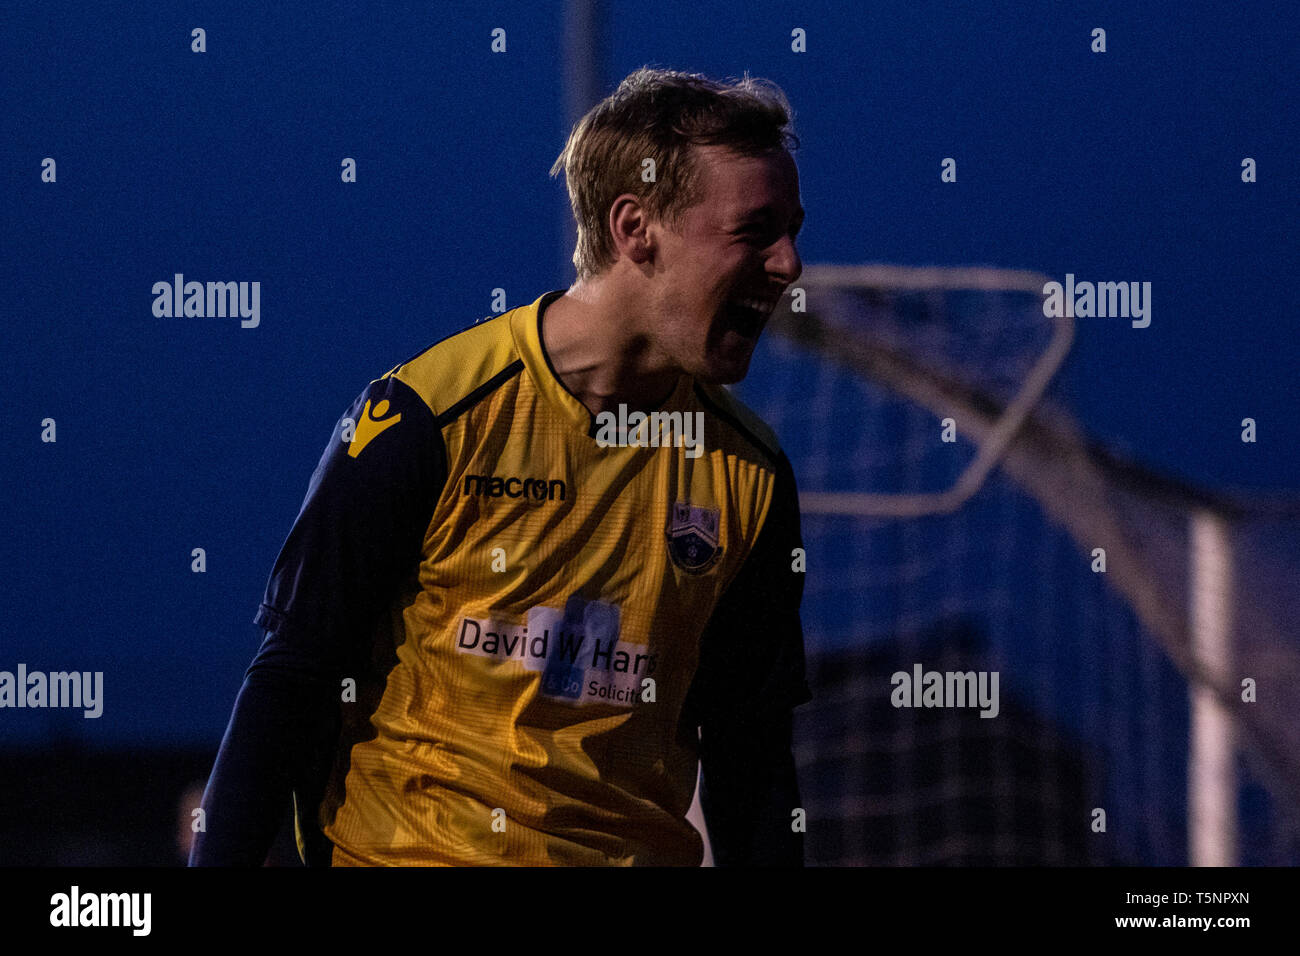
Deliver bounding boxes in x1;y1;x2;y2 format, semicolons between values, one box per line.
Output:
190;66;810;867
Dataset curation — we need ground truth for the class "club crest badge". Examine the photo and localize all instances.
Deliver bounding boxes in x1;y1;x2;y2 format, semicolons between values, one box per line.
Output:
665;502;723;574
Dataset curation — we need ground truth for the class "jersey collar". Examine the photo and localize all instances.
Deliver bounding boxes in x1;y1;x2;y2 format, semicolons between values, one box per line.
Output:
512;290;692;440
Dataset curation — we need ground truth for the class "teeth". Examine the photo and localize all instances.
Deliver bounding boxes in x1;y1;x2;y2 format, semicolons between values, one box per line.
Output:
730;296;777;315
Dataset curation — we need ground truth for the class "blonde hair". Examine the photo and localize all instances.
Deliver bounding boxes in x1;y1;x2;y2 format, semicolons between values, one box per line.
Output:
551;67;799;281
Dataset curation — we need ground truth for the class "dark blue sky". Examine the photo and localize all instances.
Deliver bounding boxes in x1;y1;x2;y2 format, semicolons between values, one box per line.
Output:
2;0;1295;745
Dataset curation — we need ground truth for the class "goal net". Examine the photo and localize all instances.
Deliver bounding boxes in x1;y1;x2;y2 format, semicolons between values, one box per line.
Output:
727;264;1300;866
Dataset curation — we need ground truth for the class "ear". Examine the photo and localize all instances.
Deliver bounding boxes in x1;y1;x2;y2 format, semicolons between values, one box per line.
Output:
608;194;654;265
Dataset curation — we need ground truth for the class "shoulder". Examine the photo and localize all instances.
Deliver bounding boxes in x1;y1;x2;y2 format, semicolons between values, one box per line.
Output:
691;380;785;471
377;312;524;423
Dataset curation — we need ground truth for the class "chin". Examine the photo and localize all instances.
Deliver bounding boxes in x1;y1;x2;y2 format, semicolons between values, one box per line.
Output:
697;355;752;385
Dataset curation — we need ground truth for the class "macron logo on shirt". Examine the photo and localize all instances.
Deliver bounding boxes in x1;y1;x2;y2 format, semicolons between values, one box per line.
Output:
463;474;567;502
346;399;402;459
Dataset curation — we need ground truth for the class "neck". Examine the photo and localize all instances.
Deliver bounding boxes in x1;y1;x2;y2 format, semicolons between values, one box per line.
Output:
540;277;681;418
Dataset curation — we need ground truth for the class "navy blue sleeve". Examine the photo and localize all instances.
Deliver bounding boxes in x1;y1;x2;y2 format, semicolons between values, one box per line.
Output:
687;450;811;866
190;374;445;866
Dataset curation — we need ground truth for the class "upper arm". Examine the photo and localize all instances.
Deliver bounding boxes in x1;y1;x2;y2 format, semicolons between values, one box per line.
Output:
251;373;447;678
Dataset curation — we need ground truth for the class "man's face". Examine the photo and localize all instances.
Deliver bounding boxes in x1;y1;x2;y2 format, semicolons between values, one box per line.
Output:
646;145;804;384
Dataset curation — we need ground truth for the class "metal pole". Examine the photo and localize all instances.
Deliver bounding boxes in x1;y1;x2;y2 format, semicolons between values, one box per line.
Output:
1189;509;1238;866
558;0;604;284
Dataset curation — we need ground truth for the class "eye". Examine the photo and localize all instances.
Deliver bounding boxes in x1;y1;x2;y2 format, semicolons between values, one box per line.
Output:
738;219;799;244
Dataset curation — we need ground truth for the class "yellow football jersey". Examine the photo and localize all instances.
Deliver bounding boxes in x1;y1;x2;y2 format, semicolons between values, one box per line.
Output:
253;290;810;865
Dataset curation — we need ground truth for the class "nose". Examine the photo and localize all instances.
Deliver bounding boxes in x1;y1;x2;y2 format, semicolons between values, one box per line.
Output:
767;234;802;286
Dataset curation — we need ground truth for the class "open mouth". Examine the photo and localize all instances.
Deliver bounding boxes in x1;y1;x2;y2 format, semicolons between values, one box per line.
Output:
723;295;778;338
